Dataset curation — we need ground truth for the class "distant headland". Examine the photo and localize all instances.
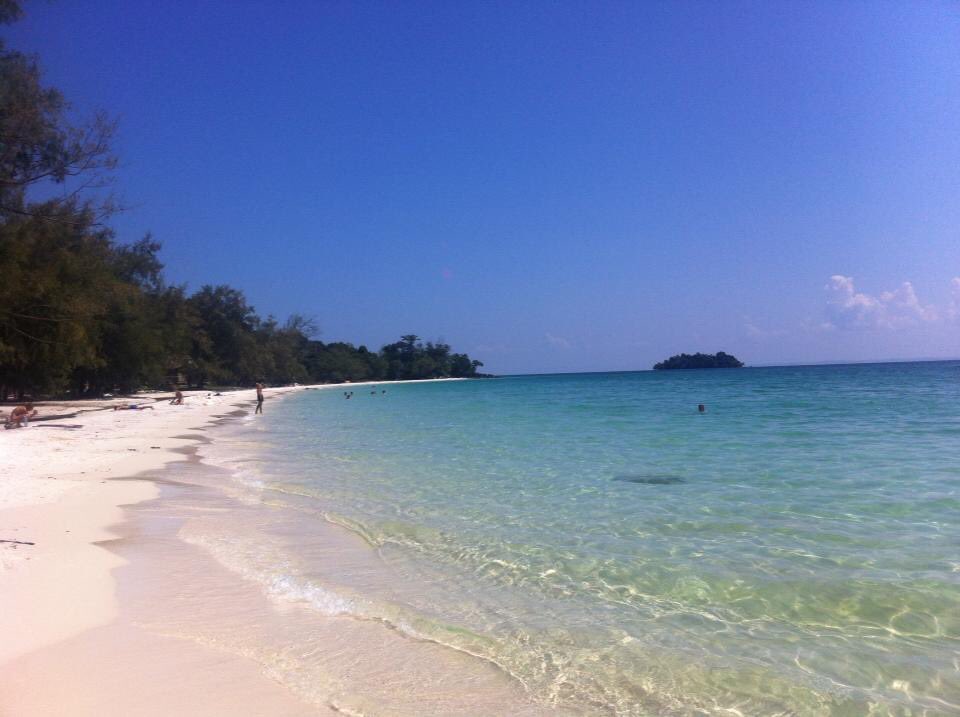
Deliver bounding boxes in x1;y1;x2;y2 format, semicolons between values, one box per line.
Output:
653;352;744;370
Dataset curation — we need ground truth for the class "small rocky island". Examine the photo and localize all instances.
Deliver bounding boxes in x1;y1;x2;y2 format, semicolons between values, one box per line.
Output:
653;352;744;370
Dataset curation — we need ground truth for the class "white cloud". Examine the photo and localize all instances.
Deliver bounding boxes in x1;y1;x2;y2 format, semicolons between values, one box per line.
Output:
879;282;938;323
825;275;938;330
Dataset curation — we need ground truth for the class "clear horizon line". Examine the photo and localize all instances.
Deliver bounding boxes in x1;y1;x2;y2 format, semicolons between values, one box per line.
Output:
500;356;960;377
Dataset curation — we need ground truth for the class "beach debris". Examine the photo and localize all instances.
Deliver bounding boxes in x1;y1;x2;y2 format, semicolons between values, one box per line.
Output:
0;539;35;545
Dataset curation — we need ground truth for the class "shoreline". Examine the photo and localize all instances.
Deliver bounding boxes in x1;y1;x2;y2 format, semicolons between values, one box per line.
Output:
0;378;530;716
2;370;951;714
0;384;319;662
0;382;402;714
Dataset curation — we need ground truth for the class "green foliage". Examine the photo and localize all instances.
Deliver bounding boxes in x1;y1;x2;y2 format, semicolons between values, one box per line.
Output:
380;335;483;380
0;206;112;394
0;8;485;398
0;0;22;25
653;352;744;370
0;28;117;224
0;212;487;396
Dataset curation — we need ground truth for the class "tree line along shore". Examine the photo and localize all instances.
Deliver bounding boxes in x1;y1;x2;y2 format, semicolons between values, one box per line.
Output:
0;3;484;401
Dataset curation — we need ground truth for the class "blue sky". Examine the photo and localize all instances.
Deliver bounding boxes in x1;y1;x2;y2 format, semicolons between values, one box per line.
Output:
10;1;960;373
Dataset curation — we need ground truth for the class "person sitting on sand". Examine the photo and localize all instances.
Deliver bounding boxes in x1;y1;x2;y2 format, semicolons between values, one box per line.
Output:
170;389;184;405
5;403;37;428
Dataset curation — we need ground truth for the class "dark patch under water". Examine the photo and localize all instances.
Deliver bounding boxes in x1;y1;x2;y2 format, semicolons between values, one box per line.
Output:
613;474;686;485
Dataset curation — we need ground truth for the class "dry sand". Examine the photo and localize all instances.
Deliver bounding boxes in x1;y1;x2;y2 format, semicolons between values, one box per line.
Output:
0;386;330;714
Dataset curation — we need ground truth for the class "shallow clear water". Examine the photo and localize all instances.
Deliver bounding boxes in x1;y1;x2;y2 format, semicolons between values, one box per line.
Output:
202;363;960;715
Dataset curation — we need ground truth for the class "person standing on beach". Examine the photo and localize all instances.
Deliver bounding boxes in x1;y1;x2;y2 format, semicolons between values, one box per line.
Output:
255;382;264;414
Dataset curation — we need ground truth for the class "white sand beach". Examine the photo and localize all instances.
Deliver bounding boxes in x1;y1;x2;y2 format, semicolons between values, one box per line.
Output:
0;387;323;713
0;381;548;716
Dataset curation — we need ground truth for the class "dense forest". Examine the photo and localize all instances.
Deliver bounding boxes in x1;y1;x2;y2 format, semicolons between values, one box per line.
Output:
653;352;744;370
0;2;483;399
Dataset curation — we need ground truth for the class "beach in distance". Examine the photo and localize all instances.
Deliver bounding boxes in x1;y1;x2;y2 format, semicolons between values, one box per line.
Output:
1;363;958;715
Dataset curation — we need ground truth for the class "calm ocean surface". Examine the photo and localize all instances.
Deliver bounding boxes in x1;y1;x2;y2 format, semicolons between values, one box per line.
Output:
202;362;960;715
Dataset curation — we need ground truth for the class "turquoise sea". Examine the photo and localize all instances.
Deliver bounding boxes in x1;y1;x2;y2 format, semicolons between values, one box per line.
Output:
201;362;960;715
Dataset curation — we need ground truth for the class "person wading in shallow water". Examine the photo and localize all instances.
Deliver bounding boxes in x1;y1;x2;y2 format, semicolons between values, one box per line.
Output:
255;382;265;414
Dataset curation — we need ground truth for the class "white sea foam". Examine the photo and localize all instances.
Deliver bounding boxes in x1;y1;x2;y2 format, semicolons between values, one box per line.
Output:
265;574;355;616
